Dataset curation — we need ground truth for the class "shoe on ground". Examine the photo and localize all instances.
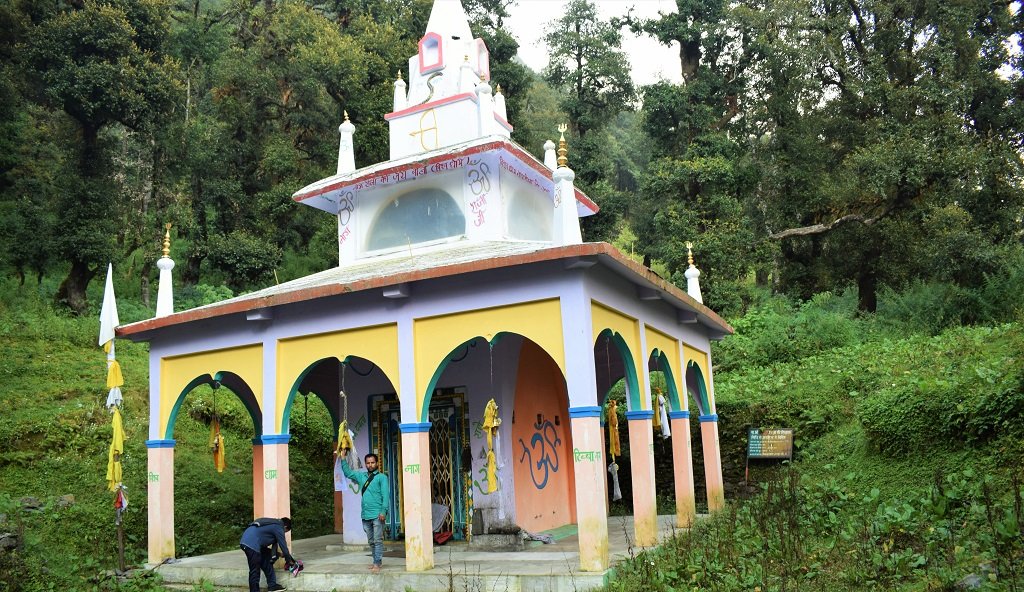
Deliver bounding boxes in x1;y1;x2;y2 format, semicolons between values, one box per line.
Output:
268;584;287;591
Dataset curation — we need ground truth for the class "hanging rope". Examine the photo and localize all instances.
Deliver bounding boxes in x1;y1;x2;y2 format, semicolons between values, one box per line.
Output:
334;360;359;468
482;399;500;493
209;381;226;473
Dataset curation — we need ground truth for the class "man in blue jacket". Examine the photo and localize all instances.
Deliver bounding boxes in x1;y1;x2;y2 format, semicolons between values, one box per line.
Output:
239;517;296;592
341;451;390;573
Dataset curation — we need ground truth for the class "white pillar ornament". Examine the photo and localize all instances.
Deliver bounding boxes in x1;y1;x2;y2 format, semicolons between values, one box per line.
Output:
155;223;175;318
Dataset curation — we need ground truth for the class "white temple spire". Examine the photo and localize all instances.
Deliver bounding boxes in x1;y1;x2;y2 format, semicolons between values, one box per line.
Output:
337;111;356;175
552;125;583;246
393;71;407;112
425;0;473;42
684;242;703;304
155;223;175;318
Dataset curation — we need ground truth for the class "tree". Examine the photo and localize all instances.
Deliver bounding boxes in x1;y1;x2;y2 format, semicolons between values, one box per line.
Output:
542;0;634;143
625;0;762;313
743;0;1024;310
23;0;180;313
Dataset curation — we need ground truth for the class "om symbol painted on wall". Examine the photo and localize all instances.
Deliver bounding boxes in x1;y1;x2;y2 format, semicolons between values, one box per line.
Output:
518;419;561;489
466;157;492;227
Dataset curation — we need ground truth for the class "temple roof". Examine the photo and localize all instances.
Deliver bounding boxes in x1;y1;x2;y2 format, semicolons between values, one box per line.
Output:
292;135;598;217
118;241;733;340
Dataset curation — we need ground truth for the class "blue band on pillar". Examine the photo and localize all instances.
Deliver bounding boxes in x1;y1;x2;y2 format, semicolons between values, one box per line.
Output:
624;410;655;420
568;406;602;418
258;434;291;444
400;422;432;433
668;410;690;420
145;439;176;448
699;414;719;423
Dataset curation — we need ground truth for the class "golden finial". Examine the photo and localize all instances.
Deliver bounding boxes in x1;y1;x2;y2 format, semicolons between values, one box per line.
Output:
162;223;172;258
396;70;403;81
495;84;502;94
556;124;568;167
344;110;350;122
464;55;470;62
686;241;695;266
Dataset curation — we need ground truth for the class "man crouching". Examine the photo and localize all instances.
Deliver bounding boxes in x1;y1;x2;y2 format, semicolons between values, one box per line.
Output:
239;516;297;591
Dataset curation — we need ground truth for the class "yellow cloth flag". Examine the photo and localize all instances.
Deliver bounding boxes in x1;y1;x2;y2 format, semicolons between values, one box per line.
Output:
335;420;354;454
607;400;620;458
482;399;501;493
486;449;498;493
106;407;125;491
106;359;124;389
652;388;662;431
209;417;226;473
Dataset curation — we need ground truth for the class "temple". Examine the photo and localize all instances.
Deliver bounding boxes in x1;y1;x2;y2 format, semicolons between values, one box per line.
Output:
118;0;731;574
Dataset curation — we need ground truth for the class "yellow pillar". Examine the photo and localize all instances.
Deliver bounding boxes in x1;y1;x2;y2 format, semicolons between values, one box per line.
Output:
146;440;175;564
699;415;726;512
625;411;657;546
668;411;696;527
400;423;434;571
252;441;265;518
569;409;609;571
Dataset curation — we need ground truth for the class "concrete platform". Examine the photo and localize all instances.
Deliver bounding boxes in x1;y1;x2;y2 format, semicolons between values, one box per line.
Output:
155;514;694;591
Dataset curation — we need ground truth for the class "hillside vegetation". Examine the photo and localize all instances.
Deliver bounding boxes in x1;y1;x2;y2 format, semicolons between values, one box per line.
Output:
608;283;1024;591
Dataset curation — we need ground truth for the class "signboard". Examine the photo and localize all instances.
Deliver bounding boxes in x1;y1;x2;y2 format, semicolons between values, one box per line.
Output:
747;428;794;460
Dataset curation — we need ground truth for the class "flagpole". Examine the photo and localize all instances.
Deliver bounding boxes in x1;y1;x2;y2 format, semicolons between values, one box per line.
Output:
100;264;127;573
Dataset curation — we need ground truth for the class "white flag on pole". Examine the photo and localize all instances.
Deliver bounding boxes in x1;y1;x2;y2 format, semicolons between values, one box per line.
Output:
98;263;119;349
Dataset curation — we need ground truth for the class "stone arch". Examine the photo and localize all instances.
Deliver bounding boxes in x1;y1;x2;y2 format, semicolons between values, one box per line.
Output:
648;349;681;412
593;329;641;411
413;299;565;422
281;355;396;433
685;361;711;416
164;371;261;439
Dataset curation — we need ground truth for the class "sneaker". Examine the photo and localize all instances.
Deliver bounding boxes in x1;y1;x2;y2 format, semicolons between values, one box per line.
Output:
268;584;287;591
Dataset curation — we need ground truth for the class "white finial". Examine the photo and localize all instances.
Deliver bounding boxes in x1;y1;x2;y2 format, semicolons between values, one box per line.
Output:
393;72;407;111
543;140;557;170
493;83;507;122
475;80;493;136
156;223;175;318
684;241;703;304
551;129;581;246
337;111;356;175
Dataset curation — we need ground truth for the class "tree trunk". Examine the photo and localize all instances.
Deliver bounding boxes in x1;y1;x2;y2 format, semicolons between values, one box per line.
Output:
856;244;881;312
55;259;96;314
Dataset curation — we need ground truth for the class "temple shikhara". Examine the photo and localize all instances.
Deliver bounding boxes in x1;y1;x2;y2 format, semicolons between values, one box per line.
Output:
118;0;732;578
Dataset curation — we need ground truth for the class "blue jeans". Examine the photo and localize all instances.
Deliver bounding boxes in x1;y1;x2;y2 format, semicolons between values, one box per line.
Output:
362;518;384;566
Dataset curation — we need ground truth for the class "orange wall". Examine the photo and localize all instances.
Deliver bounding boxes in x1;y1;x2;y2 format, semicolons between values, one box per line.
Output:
512;340;576;532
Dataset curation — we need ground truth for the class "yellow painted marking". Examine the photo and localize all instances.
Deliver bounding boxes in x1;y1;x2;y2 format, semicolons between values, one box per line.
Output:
276;324;399;432
591;301;647;409
414;299;564;420
160;344;263;437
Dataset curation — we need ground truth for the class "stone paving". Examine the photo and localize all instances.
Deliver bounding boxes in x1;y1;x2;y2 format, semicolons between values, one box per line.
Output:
156;514;691;592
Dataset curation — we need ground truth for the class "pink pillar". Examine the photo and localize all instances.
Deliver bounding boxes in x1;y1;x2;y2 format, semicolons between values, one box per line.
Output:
625;411;658;546
252;442;265;519
400;423;434;571
146;440;175;564
258;437;292;522
669;411;696;527
699;415;726;512
569;410;609;571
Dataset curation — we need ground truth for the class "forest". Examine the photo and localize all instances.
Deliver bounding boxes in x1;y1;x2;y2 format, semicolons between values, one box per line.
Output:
1;0;1023;591
1;0;1020;318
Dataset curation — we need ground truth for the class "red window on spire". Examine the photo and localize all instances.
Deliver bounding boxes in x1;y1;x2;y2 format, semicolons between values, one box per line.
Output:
419;32;444;74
